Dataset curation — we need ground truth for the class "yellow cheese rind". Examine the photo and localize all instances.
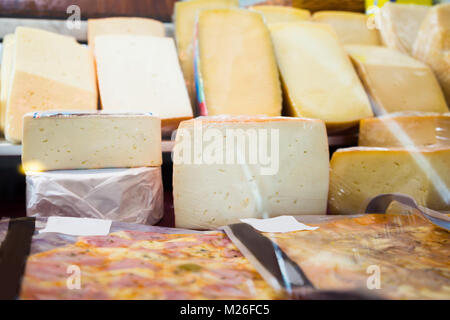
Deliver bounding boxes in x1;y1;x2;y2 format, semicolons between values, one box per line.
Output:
5;27;97;143
0;34;14;133
413;4;450;106
249;5;311;24
329;147;450;214
22;113;162;171
197;9;282;117
269;22;372;131
312;11;381;45
346;45;448;115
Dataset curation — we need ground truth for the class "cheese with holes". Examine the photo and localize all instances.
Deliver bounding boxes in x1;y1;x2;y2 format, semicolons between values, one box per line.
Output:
196;9;282;117
5;27;97;143
174;0;239;104
346;45;448;115
250;5;310;24
22;112;161;172
269;22;372;131
0;34;14;133
329;147;450;214
87;17;165;52
376;2;429;54
173;116;329;229
359;113;450;147
95;35;192;132
312;11;381;45
413;4;450;106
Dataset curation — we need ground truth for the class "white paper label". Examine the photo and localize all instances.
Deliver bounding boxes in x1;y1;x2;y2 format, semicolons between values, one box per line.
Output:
240;216;318;233
40;216;112;236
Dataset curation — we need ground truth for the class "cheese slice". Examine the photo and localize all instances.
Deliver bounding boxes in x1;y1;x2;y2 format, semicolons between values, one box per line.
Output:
87;17;165;52
5;27;97;143
376;2;429;54
312;11;381;45
173;116;329;229
174;0;239;104
269;22;372;131
329;146;450;214
22;112;162;172
359;112;450;148
196;9;282;117
95;35;193;133
0;34;14;133
346;45;448;115
413;4;450;106
249;5;311;24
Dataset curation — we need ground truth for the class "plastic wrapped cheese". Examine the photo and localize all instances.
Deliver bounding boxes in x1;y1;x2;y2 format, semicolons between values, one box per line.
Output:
249;5;311;24
26;167;164;225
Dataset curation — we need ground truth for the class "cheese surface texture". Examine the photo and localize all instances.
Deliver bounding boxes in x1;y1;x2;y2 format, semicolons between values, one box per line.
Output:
346;45;448;115
0;34;14;133
95;35;192;131
329;147;450;214
249;5;311;24
5;27;97;143
22;113;162;171
174;0;239;103
359;113;450;147
269;22;372;131
312;11;381;45
173;116;329;229
413;4;450;106
196;9;282;117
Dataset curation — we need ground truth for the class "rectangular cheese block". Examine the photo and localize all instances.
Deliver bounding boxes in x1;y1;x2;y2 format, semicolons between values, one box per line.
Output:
376;2;429;54
329;147;450;214
87;17;165;52
413;4;450;106
173;116;329;229
312;11;381;45
196;9;282;117
249;5;311;24
269;22;372;131
359;112;450;148
346;45;448;115
5;27;97;143
22;112;162;172
0;34;14;133
174;0;239;104
95;35;193;133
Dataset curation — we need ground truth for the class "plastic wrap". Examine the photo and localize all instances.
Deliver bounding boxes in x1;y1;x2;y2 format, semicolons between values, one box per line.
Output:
26;167;164;225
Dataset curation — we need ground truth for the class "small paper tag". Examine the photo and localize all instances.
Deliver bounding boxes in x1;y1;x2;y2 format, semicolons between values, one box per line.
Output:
240;216;318;233
39;217;112;236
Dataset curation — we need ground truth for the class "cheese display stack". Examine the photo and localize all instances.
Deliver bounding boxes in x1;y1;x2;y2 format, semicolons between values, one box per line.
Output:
0;34;14;134
249;5;311;24
269;22;372;131
3;27;97;143
173;116;329;229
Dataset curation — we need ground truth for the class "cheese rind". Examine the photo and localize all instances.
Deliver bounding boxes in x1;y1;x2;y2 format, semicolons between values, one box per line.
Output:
346;45;448;115
312;11;381;45
22;112;162;171
269;22;372;131
329;147;450;214
249;5;311;24
173;116;329;229
5;27;97;143
0;34;14;133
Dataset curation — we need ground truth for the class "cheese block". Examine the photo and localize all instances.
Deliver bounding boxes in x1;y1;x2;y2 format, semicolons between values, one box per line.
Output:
346;45;448;115
0;34;14;133
95;35;193;132
329;146;450;214
196;9;282;117
174;0;239;104
249;5;311;24
22;112;162;172
359;112;450;148
376;2;429;54
173;116;330;229
312;11;381;45
5;27;97;143
87;17;165;52
269;22;372;131
413;4;450;106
